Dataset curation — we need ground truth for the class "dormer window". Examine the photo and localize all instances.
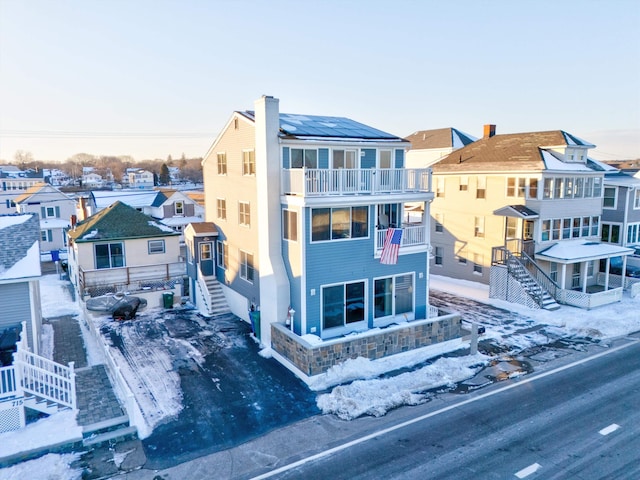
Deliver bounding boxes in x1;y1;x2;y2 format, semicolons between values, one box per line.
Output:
175;201;184;216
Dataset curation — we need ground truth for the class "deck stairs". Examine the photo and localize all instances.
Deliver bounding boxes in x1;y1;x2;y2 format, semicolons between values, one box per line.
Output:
506;256;561;311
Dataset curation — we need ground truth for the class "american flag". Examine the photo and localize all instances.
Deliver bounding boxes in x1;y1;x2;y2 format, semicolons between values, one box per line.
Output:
380;228;403;265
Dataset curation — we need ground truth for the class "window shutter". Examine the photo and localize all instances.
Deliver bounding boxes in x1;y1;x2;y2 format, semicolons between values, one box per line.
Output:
41;206;46;218
48;230;53;242
55;206;60;217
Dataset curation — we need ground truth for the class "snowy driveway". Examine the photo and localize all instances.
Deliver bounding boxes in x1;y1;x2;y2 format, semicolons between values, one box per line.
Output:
96;307;318;469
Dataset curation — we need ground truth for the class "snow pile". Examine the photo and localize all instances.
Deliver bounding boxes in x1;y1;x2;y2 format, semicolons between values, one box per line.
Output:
0;453;82;480
40;274;81;318
0;410;82;458
317;354;487;420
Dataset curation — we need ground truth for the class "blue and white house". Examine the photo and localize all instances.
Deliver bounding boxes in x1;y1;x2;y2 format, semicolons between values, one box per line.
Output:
198;96;461;379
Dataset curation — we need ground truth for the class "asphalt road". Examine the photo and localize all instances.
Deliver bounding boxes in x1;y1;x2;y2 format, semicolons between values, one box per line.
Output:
252;335;640;480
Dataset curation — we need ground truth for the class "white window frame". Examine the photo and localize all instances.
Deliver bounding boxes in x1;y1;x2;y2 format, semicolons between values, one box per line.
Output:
217;152;227;175
148;239;165;254
603;186;617;209
283;209;298;242
216;240;227;269
174;201;184;216
242;149;255;176
239;201;251;227
240;250;254;283
634;189;640;209
216;198;226;220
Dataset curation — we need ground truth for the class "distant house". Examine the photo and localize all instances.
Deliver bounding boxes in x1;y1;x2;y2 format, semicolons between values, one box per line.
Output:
420;126;632;310
127;169;154;189
14;183;76;254
0;213;42;356
66;201;184;307
0;168;46;215
82;172;104;188
405;127;477;167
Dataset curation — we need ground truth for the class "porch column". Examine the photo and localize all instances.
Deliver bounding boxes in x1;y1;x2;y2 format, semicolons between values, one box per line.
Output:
425;199;431;315
604;258;610;290
581;261;588;293
622;255;629;290
560;263;567;290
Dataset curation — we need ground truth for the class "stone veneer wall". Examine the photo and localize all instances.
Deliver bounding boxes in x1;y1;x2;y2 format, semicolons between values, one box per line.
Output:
271;312;461;377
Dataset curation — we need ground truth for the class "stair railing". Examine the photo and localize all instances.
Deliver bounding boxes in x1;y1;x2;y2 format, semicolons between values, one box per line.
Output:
196;265;213;314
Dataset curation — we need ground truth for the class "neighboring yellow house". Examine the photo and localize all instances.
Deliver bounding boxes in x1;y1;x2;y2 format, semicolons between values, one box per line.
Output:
415;126;632;310
67;201;185;307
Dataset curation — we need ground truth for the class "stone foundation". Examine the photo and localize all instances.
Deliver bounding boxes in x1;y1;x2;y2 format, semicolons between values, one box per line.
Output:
271;311;461;377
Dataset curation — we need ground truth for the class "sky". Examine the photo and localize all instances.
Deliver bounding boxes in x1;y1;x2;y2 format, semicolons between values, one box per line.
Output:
0;0;639;164
2;271;640;478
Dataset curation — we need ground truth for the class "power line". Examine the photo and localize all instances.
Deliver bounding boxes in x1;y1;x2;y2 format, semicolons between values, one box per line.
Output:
0;130;212;139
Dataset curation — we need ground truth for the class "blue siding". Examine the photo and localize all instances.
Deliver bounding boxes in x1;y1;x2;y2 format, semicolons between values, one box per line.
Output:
282;147;290;168
319;148;329;169
361;149;376;168
302;206;428;334
395;149;404;168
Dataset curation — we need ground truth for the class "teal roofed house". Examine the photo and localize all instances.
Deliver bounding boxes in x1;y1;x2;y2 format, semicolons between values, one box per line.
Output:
67;201;185;308
195;96;462;381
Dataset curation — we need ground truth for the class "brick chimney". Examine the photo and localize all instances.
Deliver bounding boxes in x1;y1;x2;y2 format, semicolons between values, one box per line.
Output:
483;124;496;138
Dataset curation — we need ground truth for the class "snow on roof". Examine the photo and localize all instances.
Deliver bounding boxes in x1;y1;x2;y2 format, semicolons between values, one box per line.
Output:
0;241;41;280
0;214;31;229
40;218;71;229
160;216;203;227
541;150;594;171
451;129;477;148
92;190;161;209
536;240;633;262
604;172;640;188
149;220;176;233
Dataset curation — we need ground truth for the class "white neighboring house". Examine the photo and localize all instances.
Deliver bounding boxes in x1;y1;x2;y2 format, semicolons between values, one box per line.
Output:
405;127;478;168
128;169;155;189
82;172;104;188
14;183;76;255
154;190;204;242
0;168;46;215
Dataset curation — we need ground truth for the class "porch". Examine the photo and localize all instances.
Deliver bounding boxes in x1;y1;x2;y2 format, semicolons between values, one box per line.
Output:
78;261;186;298
282;168;432;197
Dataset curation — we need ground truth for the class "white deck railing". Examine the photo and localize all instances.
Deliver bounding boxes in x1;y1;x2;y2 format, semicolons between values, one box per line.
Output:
376;224;427;251
283;168;432;196
80;261;186;296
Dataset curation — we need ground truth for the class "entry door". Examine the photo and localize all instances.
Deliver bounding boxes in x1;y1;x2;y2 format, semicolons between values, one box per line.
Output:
200;241;214;276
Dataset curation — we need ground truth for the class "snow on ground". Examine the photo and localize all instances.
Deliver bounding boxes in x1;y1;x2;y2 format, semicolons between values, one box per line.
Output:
5;270;640;477
0;453;82;480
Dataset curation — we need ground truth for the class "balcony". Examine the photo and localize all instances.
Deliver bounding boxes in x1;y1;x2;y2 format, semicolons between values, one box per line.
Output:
282;168;432;197
376;224;427;251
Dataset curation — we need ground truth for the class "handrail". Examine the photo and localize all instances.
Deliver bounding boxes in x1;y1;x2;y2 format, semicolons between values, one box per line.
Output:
493;247;548;307
520;251;560;299
196;265;213;314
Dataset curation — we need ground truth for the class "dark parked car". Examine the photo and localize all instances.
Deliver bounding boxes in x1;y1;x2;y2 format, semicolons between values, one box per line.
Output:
604;257;640;278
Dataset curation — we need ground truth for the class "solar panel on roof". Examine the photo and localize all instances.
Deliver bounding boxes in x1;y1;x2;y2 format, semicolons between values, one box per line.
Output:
278;114;399;139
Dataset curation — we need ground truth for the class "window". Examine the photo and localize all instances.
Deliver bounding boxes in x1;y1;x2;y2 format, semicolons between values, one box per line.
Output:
436;177;445;197
524;220;534;240
474;216;485;237
518;178;526;197
564;177;574;198
148;240;165;254
217;153;227;175
507;177;516;197
240;250;254;282
635;190;640;209
434;246;443;265
434;213;443;233
323;281;366;329
216;241;227;269
574;178;584;198
200;242;212;260
541;220;551;241
549;262;558;282
41;230;52;242
562;218;571;239
311;207;368;242
95;243;124;269
473;253;483;274
528;178;538;199
603;187;617;209
46;207;56;218
216;198;226;220
593;177;602;197
628;223;640;244
601;223;621;244
459;176;468;191
554;178;563;199
239;201;250;226
543;178;553;199
332;149;357;169
174;201;184;215
379;150;392;168
283;210;298;241
242;150;255;175
476;176;486;199
291;148;318;168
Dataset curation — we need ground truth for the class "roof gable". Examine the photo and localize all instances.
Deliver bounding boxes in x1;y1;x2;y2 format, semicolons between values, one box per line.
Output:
68;201;178;242
0;214;41;279
406;128;477;150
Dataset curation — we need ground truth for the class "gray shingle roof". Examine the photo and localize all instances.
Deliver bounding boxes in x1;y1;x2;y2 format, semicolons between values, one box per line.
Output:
0;214;40;273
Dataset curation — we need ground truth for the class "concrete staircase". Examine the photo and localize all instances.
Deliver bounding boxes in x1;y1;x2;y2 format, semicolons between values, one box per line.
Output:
201;277;231;317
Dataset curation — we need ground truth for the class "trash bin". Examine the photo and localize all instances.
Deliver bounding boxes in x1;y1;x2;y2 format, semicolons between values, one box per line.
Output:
249;311;260;340
162;291;174;309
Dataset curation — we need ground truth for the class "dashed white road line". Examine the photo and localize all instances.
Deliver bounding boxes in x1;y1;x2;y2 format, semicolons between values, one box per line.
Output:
515;462;541;478
599;423;621;436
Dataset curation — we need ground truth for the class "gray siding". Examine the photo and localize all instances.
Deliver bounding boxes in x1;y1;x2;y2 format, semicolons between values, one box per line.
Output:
0;282;30;330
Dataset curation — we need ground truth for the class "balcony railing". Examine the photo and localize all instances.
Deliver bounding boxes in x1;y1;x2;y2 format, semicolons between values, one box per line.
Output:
376;224;427;251
282;168;432;196
79;261;186;297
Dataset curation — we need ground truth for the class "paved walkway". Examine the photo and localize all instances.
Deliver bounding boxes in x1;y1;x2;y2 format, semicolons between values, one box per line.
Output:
45;315;125;427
